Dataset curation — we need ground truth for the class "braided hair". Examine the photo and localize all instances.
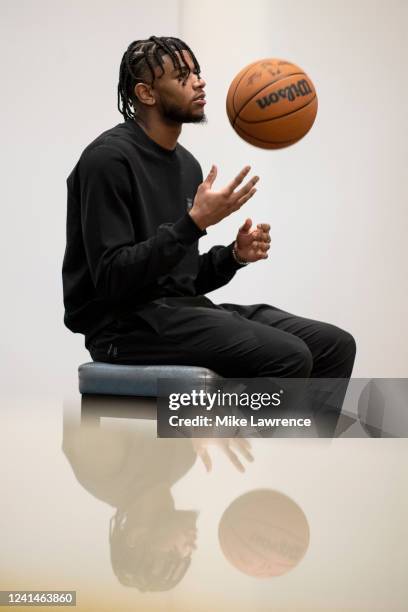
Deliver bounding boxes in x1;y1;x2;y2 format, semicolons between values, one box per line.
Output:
117;36;201;121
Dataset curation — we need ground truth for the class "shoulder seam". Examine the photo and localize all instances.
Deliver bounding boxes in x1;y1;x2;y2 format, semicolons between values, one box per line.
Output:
80;143;128;166
83;142;126;156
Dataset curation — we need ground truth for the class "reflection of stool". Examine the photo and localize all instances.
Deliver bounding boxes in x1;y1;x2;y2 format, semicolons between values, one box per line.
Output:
78;362;220;397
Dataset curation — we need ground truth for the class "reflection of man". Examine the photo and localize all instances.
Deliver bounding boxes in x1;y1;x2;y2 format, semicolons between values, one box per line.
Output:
62;402;253;591
62;35;356;383
63;414;197;590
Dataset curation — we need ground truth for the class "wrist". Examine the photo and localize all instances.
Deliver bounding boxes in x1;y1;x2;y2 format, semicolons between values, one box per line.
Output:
232;241;249;266
188;209;206;231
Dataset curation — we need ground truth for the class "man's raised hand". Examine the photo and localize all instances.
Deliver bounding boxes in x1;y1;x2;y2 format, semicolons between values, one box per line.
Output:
189;165;259;230
234;219;271;263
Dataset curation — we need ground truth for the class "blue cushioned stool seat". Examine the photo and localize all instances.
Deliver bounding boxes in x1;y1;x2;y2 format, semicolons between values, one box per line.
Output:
79;362;221;397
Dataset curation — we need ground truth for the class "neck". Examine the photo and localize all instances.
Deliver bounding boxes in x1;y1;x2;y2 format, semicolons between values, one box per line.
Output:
135;114;182;151
125;484;174;519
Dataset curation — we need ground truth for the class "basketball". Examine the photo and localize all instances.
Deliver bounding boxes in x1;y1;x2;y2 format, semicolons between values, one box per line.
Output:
218;489;310;577
226;58;318;149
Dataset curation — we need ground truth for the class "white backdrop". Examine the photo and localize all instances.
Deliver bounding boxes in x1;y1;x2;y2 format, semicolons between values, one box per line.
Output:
1;0;407;398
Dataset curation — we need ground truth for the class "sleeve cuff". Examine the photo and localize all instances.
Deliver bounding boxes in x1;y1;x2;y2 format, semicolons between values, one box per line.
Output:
211;242;248;273
172;212;207;245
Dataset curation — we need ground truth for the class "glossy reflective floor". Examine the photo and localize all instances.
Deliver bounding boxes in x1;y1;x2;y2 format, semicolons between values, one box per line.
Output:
1;395;407;611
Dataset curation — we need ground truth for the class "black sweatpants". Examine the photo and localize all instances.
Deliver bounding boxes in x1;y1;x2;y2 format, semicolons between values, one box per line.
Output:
89;297;356;436
89;296;356;379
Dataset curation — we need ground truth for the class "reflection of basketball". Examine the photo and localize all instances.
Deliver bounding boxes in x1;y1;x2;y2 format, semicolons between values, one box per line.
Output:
226;58;318;149
218;489;309;577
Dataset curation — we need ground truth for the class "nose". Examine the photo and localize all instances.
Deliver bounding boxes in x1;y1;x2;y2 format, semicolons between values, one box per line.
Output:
194;73;206;89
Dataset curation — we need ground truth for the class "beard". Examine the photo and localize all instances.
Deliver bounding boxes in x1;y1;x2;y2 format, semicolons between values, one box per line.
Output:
160;96;207;125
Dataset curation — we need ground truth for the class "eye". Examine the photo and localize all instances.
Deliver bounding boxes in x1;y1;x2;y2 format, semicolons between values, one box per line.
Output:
177;68;190;81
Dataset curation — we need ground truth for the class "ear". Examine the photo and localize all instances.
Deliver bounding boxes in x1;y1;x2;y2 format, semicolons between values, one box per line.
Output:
134;82;156;107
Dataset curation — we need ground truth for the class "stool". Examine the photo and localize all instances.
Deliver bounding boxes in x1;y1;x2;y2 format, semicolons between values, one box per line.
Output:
78;362;221;397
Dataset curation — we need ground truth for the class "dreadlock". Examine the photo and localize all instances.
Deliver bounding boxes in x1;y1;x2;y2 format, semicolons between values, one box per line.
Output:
117;36;201;121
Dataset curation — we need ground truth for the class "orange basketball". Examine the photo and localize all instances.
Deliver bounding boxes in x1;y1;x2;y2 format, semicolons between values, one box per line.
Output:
226;58;318;149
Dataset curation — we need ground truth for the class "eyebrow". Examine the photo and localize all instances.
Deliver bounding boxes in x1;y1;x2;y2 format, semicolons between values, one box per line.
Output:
171;66;191;75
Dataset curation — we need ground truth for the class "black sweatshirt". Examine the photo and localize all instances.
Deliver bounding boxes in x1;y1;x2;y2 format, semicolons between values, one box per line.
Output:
62;120;244;341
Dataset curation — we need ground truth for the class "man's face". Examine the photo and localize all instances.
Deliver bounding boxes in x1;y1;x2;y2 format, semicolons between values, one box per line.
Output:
151;51;207;124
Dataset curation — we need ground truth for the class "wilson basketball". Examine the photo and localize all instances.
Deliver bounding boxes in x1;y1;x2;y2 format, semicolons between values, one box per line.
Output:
218;489;310;577
226;58;318;149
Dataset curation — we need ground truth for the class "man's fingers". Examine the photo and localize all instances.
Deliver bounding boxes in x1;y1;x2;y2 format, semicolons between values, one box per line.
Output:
222;446;245;472
253;225;271;244
235;187;257;208
232;439;254;462
255;239;270;250
225;166;251;195
234;175;260;201
251;241;270;252
239;218;252;233
239;438;252;450
257;223;270;232
256;248;269;258
203;164;218;188
198;448;212;472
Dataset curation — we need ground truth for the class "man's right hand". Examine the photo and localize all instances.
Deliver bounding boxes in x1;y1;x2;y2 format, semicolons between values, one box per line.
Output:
189;165;259;230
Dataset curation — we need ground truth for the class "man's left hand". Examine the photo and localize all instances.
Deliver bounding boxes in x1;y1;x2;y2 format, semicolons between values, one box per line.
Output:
234;218;271;263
